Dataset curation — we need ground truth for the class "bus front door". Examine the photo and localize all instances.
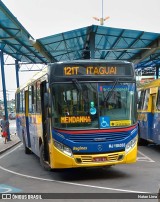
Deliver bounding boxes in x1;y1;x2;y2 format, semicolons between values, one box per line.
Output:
40;81;50;163
25;90;31;149
149;94;156;142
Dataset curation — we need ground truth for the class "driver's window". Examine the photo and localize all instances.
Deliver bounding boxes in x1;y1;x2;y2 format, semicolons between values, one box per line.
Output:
156;88;160;110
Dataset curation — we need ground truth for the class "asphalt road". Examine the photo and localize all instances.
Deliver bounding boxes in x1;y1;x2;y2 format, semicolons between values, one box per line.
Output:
0;121;160;202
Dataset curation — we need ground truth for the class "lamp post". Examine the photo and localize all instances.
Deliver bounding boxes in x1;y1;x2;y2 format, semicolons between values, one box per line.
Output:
93;0;110;25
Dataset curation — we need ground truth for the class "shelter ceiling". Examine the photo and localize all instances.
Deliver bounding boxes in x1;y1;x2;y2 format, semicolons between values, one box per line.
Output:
0;0;160;70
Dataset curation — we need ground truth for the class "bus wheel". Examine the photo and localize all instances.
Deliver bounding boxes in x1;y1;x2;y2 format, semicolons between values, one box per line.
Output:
138;138;148;146
22;135;31;154
39;144;51;171
138;127;148;146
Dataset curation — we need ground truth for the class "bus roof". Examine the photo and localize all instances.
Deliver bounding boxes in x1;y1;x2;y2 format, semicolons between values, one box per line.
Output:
50;59;132;65
16;67;48;93
138;78;160;90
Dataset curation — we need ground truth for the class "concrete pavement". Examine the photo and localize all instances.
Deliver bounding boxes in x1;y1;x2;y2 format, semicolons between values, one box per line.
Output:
0;133;21;154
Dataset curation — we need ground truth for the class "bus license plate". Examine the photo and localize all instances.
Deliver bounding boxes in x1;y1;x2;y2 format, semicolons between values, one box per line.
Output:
93;157;107;162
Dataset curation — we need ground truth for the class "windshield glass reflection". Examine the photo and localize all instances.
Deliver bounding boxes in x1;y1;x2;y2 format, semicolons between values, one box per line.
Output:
51;82;136;129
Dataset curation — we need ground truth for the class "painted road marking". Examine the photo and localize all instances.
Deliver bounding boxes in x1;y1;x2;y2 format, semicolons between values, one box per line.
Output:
0;165;149;194
0;144;149;194
0;143;22;160
0;184;22;193
137;150;155;162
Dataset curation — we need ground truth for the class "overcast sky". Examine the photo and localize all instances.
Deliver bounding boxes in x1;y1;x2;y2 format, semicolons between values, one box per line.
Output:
0;0;160;99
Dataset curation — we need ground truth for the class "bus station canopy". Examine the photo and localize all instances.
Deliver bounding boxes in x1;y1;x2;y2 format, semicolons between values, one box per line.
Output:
0;1;48;64
37;25;160;69
0;0;160;70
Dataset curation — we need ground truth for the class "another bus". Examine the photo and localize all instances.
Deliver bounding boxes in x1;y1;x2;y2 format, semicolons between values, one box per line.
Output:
138;79;160;145
15;60;138;170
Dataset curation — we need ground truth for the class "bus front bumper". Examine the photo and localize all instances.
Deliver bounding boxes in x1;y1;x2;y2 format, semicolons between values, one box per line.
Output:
49;144;137;169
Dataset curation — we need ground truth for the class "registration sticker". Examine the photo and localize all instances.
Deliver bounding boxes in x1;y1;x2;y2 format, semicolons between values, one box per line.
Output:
110;120;131;126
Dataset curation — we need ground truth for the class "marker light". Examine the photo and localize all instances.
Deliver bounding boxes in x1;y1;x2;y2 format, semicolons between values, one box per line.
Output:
125;136;137;154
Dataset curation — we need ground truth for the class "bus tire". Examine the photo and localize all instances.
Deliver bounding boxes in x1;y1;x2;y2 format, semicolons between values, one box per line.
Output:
23;135;31;154
138;126;142;145
138;126;148;146
39;144;51;171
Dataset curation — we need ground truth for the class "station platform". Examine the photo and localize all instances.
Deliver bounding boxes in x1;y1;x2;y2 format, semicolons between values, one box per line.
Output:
0;134;21;154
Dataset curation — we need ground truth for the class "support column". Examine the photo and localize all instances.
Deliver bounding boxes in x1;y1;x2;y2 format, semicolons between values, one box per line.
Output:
0;51;10;141
15;60;20;88
90;32;95;59
155;66;159;79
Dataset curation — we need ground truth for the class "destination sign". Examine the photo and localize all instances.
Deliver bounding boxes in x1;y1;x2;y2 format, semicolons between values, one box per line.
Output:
51;63;133;79
61;116;91;124
63;66;117;76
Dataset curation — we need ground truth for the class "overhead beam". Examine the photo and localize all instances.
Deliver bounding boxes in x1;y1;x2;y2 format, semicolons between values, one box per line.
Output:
102;29;125;59
1;39;37;63
0;24;47;64
29;38;57;63
131;37;160;64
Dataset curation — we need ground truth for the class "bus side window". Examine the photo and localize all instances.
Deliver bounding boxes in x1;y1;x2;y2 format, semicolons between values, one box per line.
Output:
29;85;35;113
33;83;37;113
19;91;24;113
143;89;150;110
156;87;160;110
36;81;41;113
29;86;32;113
138;90;145;110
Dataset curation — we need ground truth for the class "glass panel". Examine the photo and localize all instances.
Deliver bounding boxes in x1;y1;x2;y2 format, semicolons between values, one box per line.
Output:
51;83;98;129
156;87;160;110
28;86;33;113
152;95;156;112
22;91;25;113
143;89;150;110
19;91;23;112
98;83;136;127
36;81;41;113
138;90;145;110
51;82;136;129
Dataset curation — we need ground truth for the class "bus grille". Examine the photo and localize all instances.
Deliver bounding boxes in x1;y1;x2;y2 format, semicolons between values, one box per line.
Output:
76;153;121;164
107;154;119;161
81;156;93;163
68;132;128;143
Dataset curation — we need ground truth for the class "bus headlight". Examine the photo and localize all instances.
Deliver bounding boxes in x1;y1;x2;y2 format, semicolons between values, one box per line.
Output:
54;140;73;157
125;136;137;154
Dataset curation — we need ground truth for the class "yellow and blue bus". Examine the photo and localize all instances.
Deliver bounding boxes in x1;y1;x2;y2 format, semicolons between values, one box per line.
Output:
138;79;160;145
15;60;138;170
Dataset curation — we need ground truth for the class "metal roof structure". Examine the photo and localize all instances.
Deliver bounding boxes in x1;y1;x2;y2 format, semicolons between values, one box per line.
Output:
1;0;160;138
36;25;160;70
0;0;160;70
0;0;48;65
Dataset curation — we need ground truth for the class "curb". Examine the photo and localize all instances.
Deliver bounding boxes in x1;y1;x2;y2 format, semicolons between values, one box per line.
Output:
0;140;21;155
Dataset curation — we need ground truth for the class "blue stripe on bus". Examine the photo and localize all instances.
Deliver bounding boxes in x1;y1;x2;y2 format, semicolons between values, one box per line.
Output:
52;127;137;153
138;112;160;144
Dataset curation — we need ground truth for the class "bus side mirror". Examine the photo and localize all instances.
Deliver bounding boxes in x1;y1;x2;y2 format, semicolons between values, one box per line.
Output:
44;92;51;108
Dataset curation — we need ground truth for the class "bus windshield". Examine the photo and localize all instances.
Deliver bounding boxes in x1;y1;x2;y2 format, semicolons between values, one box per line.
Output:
51;82;136;129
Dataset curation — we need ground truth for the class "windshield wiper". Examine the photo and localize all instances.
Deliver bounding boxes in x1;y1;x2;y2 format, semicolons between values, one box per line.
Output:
104;79;119;102
72;79;83;92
